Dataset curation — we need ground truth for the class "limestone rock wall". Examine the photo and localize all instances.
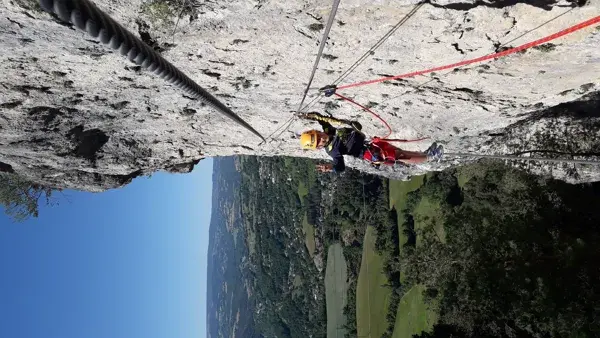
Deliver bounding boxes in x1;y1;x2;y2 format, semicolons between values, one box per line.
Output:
1;0;599;190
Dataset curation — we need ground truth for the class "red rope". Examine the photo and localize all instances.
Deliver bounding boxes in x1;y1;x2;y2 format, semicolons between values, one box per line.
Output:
337;15;600;90
334;93;430;142
334;92;393;139
381;137;430;143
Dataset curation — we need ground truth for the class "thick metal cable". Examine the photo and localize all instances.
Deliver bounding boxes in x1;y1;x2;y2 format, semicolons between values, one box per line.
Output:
39;0;265;141
296;0;342;112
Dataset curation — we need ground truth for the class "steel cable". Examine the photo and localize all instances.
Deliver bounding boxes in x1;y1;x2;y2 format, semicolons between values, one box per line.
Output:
39;0;265;141
445;152;600;165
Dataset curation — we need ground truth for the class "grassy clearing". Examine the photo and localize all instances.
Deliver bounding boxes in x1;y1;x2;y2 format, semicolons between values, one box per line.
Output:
389;176;441;338
389;176;425;248
456;164;488;188
413;197;446;244
457;170;472;188
357;226;392;338
292;275;303;299
302;213;316;258
326;243;348;338
392;285;438;338
298;181;309;206
389;175;425;211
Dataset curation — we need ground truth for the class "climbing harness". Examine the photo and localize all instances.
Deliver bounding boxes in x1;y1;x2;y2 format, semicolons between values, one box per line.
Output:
38;0;265;141
299;111;431;168
362;138;400;167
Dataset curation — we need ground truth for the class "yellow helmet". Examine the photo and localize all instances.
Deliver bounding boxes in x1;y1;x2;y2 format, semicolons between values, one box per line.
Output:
300;130;319;149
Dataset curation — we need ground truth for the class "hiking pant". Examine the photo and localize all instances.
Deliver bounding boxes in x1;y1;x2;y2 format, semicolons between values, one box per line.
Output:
362;138;427;165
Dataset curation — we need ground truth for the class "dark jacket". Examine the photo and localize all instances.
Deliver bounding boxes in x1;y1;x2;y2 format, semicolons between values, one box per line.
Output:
318;120;366;172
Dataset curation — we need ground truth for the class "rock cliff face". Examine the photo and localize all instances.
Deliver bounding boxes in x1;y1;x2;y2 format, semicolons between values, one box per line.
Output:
1;0;599;190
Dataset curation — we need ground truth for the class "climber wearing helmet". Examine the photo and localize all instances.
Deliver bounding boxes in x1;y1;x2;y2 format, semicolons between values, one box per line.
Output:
299;112;443;173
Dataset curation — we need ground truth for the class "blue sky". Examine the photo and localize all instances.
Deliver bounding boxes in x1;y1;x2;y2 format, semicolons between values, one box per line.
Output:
0;158;213;338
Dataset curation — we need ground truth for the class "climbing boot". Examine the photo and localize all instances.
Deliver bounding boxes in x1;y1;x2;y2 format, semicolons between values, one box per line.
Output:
426;142;444;162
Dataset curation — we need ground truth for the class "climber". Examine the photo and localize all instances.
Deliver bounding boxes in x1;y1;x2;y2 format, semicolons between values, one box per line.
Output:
298;112;443;173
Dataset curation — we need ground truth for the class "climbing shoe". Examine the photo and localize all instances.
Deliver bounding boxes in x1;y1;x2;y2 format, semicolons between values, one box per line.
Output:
426;142;444;162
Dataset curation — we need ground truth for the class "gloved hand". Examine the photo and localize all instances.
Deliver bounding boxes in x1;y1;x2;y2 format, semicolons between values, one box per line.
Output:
306;112;320;120
297;112;319;120
340;119;362;130
350;120;362;131
315;163;333;173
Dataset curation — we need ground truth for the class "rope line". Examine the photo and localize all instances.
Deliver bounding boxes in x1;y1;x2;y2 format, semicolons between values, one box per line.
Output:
336;14;600;90
259;115;296;146
372;6;581;118
171;0;190;44
416;7;577;90
445;152;600;165
499;7;576;50
259;92;326;146
328;13;600;144
334;92;393;139
263;0;341;145
296;0;342;112
331;1;425;86
513;149;600;157
380;137;430;143
333;93;430;142
300;92;326;114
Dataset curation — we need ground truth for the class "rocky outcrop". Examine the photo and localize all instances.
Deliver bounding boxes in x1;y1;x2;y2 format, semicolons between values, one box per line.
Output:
1;0;599;190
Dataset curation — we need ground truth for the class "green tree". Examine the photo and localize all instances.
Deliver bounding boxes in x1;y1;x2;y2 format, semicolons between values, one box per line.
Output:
400;163;600;337
0;174;54;222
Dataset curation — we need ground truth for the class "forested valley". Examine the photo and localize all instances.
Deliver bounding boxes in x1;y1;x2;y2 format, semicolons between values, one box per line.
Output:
208;156;600;338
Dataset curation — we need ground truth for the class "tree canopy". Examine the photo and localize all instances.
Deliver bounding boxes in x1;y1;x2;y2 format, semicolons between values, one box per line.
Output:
0;174;54;222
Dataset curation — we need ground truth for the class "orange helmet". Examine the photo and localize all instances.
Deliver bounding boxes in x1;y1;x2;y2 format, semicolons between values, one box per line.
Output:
300;130;319;149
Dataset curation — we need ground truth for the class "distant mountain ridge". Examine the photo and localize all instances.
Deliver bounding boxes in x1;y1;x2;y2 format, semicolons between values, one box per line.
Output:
206;157;259;338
